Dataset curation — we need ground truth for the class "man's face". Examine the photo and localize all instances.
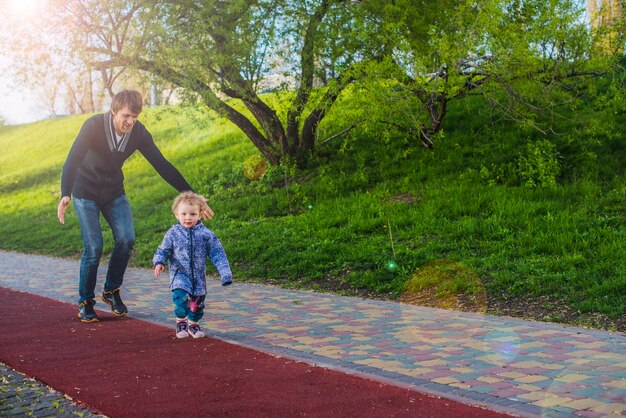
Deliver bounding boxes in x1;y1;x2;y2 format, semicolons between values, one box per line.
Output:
111;106;139;134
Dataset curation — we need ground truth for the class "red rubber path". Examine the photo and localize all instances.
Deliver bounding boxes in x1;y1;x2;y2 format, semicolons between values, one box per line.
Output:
0;287;513;417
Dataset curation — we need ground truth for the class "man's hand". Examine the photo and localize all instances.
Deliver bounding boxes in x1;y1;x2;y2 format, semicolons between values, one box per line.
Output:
154;264;166;278
57;196;71;224
197;194;215;221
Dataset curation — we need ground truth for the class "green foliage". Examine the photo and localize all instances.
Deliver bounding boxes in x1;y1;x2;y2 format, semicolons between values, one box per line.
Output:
0;79;625;330
24;0;607;166
478;139;561;188
516;140;561;188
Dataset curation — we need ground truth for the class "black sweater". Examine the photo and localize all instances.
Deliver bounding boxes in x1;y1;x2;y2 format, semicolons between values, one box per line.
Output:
61;113;192;203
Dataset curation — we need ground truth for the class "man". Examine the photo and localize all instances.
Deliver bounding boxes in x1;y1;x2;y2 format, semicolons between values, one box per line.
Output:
57;89;213;322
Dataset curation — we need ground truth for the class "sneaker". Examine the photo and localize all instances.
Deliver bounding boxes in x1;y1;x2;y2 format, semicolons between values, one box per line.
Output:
188;323;205;339
176;321;189;338
101;289;128;316
78;300;98;322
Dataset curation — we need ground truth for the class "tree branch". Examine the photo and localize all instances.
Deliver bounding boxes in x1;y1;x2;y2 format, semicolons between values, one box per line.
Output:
319;123;359;145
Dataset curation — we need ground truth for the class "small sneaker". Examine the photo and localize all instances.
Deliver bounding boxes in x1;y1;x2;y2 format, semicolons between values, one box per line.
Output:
101;289;128;316
78;300;98;322
176;321;189;338
188;322;205;339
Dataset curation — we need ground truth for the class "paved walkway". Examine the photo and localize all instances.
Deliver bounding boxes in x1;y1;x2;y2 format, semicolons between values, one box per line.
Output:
0;250;625;417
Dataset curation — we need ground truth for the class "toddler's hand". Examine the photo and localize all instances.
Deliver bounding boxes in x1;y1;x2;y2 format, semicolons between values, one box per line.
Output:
154;264;165;278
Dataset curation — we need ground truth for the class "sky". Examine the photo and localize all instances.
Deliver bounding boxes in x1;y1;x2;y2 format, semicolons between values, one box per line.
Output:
0;0;49;125
0;73;48;125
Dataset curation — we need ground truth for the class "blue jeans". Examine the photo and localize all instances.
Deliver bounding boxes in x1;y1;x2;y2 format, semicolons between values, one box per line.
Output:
173;289;205;322
73;195;135;304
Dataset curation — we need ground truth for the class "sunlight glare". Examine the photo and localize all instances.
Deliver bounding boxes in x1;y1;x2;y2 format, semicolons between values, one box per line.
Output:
7;0;40;17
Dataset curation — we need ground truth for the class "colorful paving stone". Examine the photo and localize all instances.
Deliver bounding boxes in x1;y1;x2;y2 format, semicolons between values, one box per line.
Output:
1;250;625;417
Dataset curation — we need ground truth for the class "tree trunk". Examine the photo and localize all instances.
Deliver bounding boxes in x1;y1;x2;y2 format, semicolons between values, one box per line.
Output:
81;72;95;114
213;99;281;165
286;0;330;156
242;97;286;161
301;73;355;150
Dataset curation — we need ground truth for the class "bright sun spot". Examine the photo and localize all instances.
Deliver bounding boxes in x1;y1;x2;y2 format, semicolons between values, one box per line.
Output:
7;0;40;16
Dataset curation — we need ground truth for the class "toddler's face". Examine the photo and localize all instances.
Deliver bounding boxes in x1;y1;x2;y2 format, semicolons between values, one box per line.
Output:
175;202;201;229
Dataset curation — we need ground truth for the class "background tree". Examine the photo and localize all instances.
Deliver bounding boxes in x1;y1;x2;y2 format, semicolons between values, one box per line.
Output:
0;1;171;117
587;0;624;54
1;9;87;116
342;0;621;148
0;6;109;116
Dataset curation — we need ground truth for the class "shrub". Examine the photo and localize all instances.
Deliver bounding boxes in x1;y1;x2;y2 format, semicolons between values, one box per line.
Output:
516;140;560;188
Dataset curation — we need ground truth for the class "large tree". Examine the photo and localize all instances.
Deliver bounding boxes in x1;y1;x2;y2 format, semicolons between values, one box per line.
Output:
57;0;371;165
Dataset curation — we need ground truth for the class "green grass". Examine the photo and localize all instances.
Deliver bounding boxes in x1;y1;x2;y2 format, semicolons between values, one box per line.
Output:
0;93;625;331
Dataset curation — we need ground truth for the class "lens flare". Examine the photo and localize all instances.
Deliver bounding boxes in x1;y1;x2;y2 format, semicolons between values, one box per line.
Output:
385;260;398;272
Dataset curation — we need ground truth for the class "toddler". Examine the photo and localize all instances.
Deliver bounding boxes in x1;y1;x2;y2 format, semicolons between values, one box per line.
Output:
153;191;233;338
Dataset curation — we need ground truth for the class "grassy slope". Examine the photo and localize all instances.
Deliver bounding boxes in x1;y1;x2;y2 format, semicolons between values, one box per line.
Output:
0;96;624;331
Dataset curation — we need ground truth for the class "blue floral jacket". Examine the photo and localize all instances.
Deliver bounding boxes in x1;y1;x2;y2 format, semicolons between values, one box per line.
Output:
153;222;233;295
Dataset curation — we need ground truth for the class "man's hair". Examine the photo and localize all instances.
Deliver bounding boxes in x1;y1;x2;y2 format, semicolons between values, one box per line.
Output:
111;89;143;114
172;191;203;214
